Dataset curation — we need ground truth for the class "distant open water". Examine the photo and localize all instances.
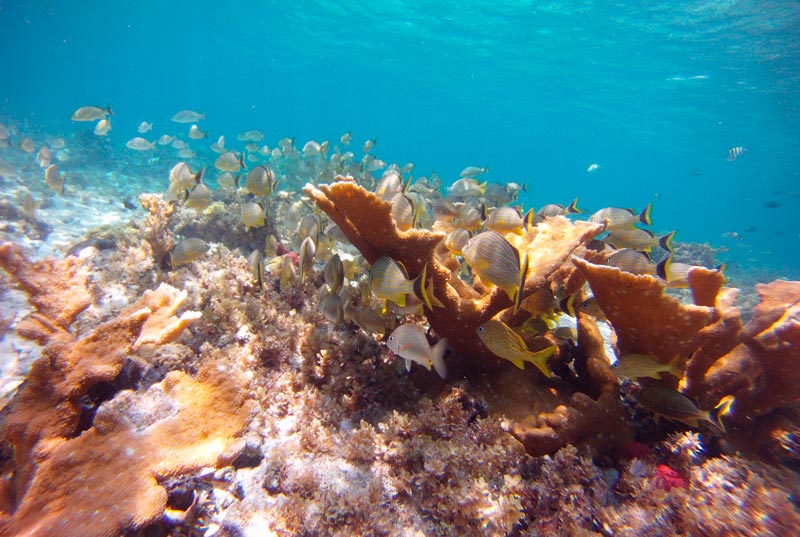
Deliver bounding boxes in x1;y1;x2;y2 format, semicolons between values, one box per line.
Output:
1;1;798;276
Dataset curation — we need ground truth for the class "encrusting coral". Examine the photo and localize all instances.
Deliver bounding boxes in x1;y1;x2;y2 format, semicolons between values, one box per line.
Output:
139;192;176;268
0;244;250;537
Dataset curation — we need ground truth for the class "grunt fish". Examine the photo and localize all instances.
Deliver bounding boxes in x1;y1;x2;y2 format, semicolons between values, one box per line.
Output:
324;253;344;294
245;165;276;196
537;198;581;217
172;110;205;123
604;229;675;253
170;238;209;269
614;353;684;380
126;137;156;151
460;166;489;178
241;202;265;229
94;118;111;136
137;121;153;133
462;230;528;313
71;105;112;122
44;164;65;195
606;248;656;275
589;204;652;230
188;124;207;140
387;323;447;378
477;319;555;377
215;151;245;172
299;236;316;283
638;384;734;430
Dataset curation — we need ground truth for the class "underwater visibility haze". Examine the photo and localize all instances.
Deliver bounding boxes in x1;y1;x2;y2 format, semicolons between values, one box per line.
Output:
1;1;800;536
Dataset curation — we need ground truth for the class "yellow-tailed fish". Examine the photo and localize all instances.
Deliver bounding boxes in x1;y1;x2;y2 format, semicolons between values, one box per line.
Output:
559;294;606;321
638;384;734;430
390;192;418;231
71;105;112;121
368;255;418;307
185;182;212;210
456;203;483;231
606;248;656;275
217;171;238;189
589;204;652;230
387;323;447;378
323;253;344;294
444;228;470;256
411;263;443;310
44;164;65;195
461;230;528;314
245;165;276;196
432;198;459;222
477;319;555;378
299;236;316;283
604;229;675;253
170;238;209;269
448;177;486;198
484;206;534;235
241;201;265;229
279;255;297;291
614;354;684;380
374;170;403;200
537;198;581;217
171;110;205;123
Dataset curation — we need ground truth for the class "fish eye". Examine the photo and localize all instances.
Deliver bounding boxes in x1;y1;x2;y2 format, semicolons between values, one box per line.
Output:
477;326;484;332
388;336;394;341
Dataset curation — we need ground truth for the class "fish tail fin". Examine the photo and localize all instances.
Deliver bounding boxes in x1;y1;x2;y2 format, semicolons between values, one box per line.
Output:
431;338;448;379
525;345;556;378
567;197;581;214
656;254;673;282
522;209;536;231
479;203;487;221
639;203;653;226
484;166;490;174
659;230;676;254
478;181;487;195
412;263;434;310
513;254;529;315
710;395;735;432
106;104;114;116
201;112;206;120
402;173;413;194
559;294;577;317
511;358;525;369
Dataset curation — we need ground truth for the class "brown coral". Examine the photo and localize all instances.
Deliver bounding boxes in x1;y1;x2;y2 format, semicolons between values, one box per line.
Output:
304;179;603;368
139;192;175;267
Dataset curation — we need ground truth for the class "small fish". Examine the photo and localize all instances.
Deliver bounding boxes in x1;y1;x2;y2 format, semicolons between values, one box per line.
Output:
443;228;470;257
340;131;352;146
559;294;606;321
137;121;153;133
432;198;459;222
638;384;733;430
20;138;35;153
171;110;205;123
247;249;264;290
387;323;447;378
35;146;52;168
241;201;266;229
324;253;344;294
448;178;486;198
71;105;112;121
460;166;489;178
158;134;175;146
188;124;207;140
126;137;156;151
303;140;321;156
94;118;111;136
299;237;316;283
279;255;297;291
477;320;555;378
185;182;212;210
245;165;276;196
217;171;238;189
177;148;196;159
606;249;656;275
170;238;209;269
363;137;376;153
369;256;418;308
589;205;652;230
19;192;42;219
215;151;245;172
171;139;187;149
614;354;683;380
484;206;533;235
210;135;226;153
324;223;350;245
237;130;264;142
586;163;600;173
318;291;344;326
374;170;405;200
726;146;747;161
604;229;675;253
656;255;724;288
44;164;65;195
462;231;528;314
537;198;581;217
390;192;418;231
297;214;321;245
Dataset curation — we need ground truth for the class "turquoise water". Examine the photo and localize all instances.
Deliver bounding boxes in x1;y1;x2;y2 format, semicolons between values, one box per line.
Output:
1;1;798;275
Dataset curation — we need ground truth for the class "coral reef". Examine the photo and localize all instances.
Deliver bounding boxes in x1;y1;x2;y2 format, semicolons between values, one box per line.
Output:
139;192;176;268
0;244;250;537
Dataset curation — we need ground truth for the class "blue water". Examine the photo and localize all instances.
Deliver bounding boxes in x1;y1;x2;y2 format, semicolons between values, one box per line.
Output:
1;1;798;276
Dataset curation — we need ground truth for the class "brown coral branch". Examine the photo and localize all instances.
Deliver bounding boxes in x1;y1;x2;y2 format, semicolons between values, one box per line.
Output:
139;193;176;267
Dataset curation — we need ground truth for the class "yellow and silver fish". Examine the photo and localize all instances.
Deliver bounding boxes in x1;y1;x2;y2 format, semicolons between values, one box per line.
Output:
215;151;245;172
245;165;276;196
477;319;555;377
71;105;112;122
604;229;674;253
387;323;447;378
44;164;65;195
171;110;205;123
448;177;486;198
484;206;533;235
443;228;470;257
369;256;416;307
606;248;656;275
638;384;733;430
185;181;212;211
462;230;528;313
94;118;111;136
170;238;209;269
614;354;683;380
188;124;207;140
241;201;265;229
247;249;264;290
536;198;581;217
589;204;652;230
323;253;344;294
299;236;316;283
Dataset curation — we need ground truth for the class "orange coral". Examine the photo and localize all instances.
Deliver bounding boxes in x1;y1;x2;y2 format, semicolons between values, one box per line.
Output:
304;179;602;368
1;366;250;537
139;192;175;267
0;242;90;328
